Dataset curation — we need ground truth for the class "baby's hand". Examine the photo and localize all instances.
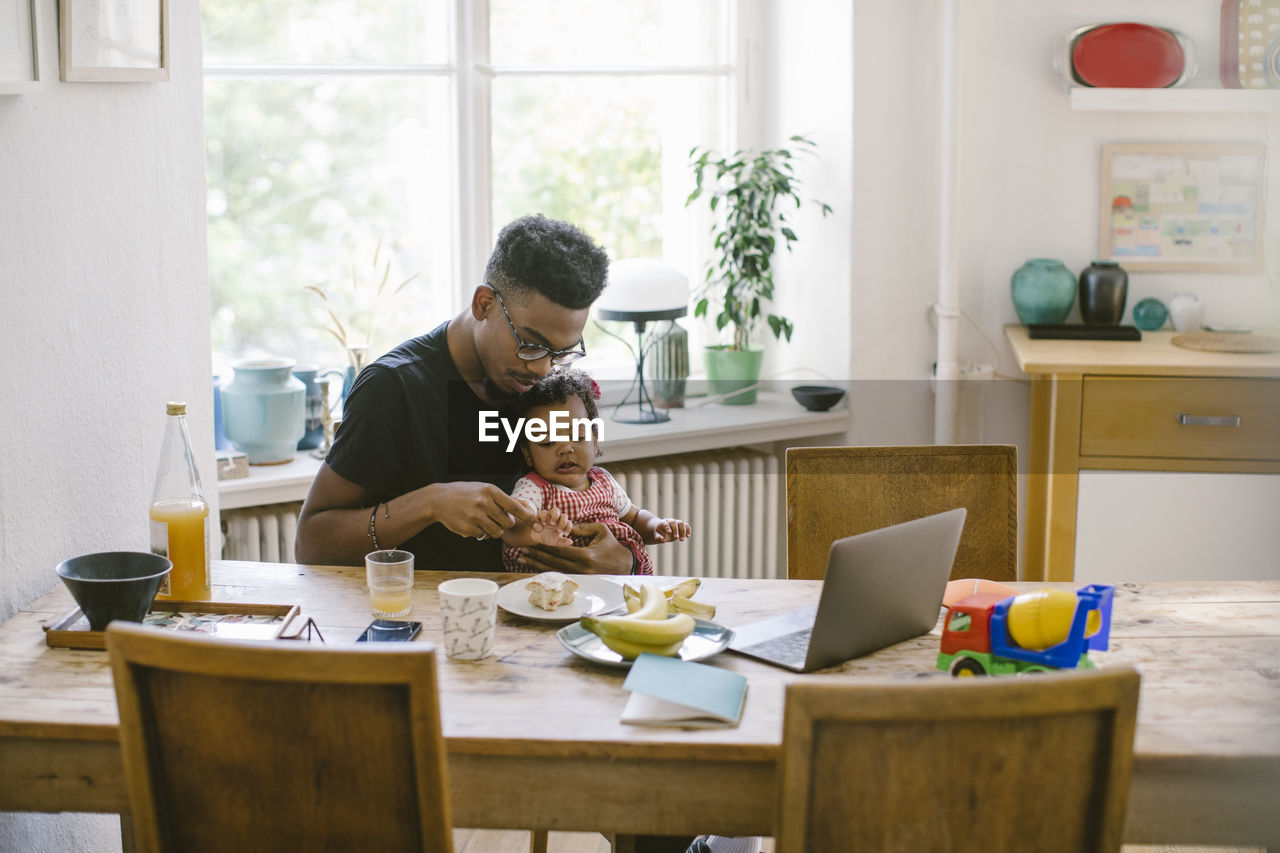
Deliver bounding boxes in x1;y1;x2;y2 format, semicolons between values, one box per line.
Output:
653;518;691;543
529;507;573;546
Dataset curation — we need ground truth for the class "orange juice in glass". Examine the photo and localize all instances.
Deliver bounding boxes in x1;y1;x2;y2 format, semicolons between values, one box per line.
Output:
150;498;211;600
366;550;413;617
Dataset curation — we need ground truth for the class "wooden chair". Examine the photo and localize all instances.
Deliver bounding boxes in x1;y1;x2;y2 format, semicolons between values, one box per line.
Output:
776;667;1140;853
107;622;454;853
786;445;1018;581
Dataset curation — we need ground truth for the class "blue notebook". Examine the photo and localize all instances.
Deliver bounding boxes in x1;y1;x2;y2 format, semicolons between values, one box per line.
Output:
620;653;748;728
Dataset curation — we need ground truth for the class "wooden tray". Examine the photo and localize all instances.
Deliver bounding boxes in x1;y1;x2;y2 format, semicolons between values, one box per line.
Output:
43;600;300;650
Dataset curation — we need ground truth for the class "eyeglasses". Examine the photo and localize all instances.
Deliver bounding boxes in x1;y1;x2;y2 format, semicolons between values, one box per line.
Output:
488;286;586;365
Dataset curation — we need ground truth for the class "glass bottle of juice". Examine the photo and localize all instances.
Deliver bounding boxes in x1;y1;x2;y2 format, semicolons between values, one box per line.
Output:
150;402;211;600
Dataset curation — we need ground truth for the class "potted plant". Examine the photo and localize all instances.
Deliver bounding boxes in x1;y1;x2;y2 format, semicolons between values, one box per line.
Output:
686;135;832;404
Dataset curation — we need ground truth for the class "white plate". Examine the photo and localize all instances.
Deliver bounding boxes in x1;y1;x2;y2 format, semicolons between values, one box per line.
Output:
496;575;625;623
556;619;735;669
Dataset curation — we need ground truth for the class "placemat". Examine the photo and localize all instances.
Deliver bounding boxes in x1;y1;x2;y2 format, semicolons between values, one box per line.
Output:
1171;331;1280;353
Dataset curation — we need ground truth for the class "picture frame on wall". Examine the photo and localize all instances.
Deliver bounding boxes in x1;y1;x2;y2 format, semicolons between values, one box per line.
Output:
1099;142;1265;273
59;0;169;82
0;0;41;95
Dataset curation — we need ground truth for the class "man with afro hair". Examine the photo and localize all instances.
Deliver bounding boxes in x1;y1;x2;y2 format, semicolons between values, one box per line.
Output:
297;215;638;575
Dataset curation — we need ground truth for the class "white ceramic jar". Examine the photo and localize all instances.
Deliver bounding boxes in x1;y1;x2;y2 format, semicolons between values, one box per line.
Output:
1168;293;1204;333
221;358;306;464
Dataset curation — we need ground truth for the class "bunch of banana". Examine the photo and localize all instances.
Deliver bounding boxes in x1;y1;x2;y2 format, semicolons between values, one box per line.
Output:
580;584;696;660
622;577;717;620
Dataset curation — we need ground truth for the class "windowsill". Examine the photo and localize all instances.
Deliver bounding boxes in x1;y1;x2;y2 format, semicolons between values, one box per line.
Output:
217;390;850;510
219;453;324;510
602;390;849;461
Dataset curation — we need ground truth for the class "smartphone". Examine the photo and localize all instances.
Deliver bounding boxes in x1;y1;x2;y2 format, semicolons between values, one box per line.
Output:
356;620;423;643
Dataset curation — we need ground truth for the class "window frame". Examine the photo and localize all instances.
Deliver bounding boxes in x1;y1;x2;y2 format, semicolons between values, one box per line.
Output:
202;0;760;361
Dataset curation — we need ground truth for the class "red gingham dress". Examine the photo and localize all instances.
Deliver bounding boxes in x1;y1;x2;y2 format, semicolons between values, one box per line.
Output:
501;467;653;574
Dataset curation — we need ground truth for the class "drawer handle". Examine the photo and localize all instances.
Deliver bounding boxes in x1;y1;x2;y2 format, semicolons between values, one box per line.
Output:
1176;413;1240;427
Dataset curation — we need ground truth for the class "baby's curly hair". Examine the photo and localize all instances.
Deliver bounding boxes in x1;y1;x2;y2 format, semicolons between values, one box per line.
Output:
500;369;600;428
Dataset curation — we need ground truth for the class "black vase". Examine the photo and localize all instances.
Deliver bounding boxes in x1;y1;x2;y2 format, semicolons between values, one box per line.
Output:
1078;261;1128;326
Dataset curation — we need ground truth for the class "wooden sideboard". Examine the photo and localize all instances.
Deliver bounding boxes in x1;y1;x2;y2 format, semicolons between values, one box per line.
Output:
1005;326;1280;581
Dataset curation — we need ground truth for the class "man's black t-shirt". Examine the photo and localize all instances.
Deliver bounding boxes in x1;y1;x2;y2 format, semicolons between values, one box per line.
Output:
325;322;522;570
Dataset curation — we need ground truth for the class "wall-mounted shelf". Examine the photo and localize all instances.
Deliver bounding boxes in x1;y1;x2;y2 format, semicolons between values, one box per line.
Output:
1069;87;1280;112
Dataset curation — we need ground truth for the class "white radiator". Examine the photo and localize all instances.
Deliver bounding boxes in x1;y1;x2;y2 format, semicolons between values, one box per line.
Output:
218;449;783;576
222;501;302;563
610;448;782;579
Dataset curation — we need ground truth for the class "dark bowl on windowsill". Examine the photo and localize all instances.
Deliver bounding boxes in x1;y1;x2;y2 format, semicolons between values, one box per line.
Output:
791;385;846;412
56;551;172;632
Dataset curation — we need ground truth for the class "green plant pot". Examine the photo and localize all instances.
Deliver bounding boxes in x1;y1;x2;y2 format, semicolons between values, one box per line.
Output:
704;347;764;405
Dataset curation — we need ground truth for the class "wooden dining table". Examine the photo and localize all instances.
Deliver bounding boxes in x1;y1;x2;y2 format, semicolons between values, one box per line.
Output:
0;562;1277;848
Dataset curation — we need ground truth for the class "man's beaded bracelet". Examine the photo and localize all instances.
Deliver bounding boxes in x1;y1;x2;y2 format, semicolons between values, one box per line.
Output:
367;502;390;550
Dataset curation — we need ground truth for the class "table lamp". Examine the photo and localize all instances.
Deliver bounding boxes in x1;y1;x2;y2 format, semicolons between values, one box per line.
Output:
595;259;689;424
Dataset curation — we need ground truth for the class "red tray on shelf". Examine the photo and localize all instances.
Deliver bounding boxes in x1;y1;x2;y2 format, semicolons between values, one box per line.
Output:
1072;22;1188;88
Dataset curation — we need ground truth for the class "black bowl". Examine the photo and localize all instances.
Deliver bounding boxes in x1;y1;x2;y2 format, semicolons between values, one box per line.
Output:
56;551;172;632
791;385;846;412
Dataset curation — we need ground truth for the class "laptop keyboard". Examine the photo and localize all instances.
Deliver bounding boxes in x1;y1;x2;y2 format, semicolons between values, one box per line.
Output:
740;629;812;668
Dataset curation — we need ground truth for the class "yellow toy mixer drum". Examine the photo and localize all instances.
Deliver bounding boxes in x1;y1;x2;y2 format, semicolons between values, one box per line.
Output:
1006;590;1102;651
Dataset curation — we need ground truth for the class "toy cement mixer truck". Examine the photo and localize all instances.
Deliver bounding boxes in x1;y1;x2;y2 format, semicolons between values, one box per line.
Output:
937;584;1115;676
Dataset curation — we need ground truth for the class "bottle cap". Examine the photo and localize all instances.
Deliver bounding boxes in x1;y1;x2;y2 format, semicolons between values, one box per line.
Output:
166;401;187;416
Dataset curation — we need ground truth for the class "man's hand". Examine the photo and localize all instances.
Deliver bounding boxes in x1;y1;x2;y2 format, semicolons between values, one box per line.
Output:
427;482;536;540
519;522;633;575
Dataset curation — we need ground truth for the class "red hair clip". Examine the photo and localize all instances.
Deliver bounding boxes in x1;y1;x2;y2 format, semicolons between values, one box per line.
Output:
589;379;602;400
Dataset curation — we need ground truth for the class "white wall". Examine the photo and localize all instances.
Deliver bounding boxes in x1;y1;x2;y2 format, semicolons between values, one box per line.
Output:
847;1;947;445
954;0;1279;365
845;0;1278;442
851;0;1279;377
834;1;1277;569
0;1;210;849
946;0;1278;572
762;0;855;395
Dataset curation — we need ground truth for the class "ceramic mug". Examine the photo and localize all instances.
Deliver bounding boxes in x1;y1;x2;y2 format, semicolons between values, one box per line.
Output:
438;578;498;660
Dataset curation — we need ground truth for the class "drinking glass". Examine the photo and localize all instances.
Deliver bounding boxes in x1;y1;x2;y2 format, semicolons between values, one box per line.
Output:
365;550;414;618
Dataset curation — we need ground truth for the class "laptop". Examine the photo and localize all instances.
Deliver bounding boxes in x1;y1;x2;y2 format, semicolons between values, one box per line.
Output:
728;508;966;672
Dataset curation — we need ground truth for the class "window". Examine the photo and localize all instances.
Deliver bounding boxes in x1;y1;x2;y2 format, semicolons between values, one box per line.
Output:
947;611;971;632
202;1;743;377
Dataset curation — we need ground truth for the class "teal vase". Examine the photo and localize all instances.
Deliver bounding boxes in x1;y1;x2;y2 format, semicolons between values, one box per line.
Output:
1011;259;1076;325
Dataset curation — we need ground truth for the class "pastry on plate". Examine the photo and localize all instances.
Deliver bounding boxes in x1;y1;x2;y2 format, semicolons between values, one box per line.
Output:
527;571;579;611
